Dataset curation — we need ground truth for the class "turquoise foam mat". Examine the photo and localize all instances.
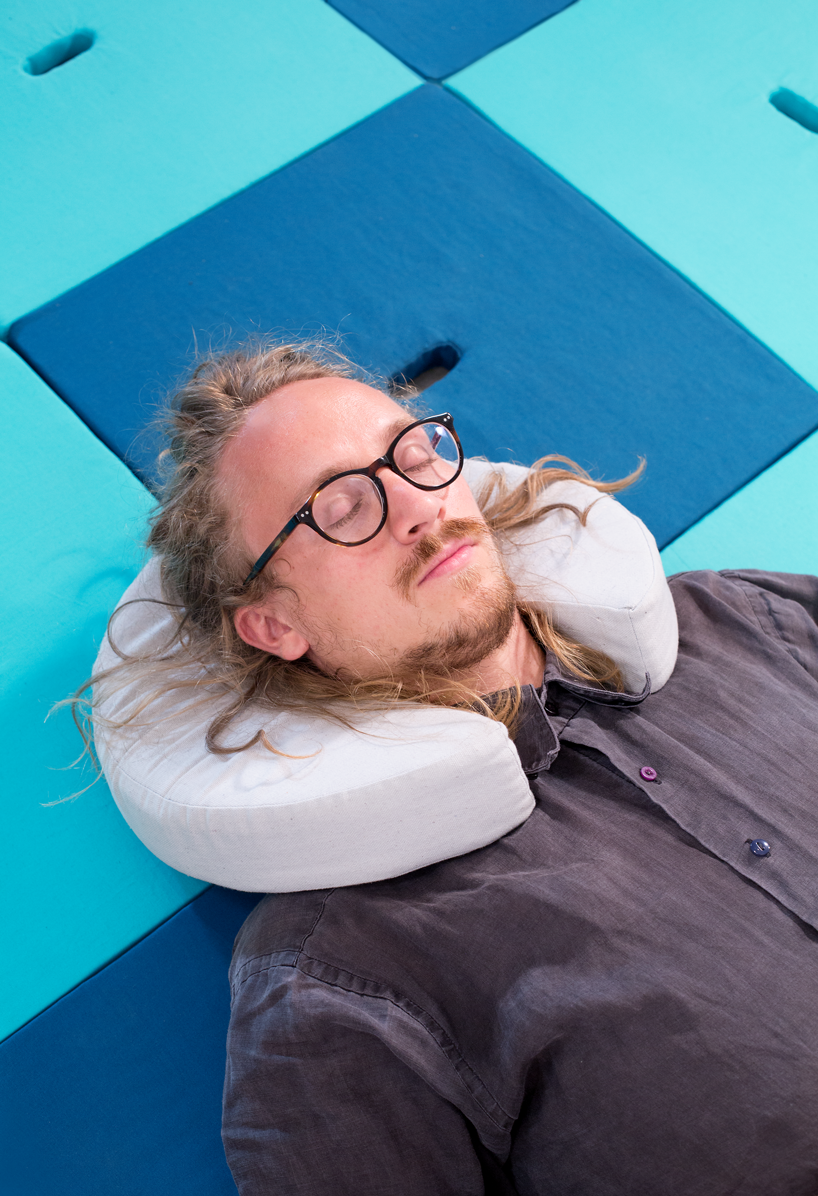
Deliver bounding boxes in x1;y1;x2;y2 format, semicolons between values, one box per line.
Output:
0;344;206;1042
662;429;818;576
449;0;818;392
0;0;417;333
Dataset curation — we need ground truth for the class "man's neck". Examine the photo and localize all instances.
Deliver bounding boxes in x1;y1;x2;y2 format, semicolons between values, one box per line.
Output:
463;608;546;696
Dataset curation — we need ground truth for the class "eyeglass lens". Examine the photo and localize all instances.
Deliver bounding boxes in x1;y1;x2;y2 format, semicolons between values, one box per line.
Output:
312;420;460;545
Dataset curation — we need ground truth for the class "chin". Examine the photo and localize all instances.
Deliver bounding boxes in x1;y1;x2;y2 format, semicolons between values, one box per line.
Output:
398;563;517;678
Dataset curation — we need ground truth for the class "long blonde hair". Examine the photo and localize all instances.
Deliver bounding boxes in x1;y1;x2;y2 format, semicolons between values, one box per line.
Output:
76;341;641;755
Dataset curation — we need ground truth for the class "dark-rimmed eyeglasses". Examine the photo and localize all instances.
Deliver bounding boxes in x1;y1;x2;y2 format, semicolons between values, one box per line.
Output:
243;412;464;585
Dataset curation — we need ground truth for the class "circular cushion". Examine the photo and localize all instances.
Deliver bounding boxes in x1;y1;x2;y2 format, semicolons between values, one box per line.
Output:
93;466;678;891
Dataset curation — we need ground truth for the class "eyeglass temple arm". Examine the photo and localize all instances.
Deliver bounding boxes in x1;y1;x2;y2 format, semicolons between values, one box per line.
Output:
243;515;299;585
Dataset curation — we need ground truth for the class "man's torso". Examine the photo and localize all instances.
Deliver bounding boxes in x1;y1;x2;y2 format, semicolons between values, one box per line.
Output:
224;571;818;1195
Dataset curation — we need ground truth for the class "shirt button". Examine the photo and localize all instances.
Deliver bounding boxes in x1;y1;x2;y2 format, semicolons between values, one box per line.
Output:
639;766;658;782
749;839;771;858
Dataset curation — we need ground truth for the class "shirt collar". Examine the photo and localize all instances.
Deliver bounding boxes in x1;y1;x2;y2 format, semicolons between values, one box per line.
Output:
513;654;651;777
542;652;652;708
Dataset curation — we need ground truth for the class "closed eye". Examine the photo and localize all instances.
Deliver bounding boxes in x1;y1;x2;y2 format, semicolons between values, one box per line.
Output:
402;453;436;475
326;496;365;531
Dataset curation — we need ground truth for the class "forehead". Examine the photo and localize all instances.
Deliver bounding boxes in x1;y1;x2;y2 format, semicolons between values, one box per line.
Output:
218;376;411;517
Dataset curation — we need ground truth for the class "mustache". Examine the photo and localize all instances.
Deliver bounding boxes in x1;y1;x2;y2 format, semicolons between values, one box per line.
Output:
393;518;491;599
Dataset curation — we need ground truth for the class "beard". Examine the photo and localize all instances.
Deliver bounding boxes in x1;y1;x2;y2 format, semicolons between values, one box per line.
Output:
390;518;518;679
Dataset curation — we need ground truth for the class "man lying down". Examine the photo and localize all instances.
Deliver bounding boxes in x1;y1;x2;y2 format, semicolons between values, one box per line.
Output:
113;343;818;1194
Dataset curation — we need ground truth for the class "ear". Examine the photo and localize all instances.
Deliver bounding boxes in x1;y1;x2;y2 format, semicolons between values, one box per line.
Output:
233;603;310;661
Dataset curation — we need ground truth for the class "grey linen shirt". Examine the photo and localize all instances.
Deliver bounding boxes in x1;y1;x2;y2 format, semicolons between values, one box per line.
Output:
222;571;818;1195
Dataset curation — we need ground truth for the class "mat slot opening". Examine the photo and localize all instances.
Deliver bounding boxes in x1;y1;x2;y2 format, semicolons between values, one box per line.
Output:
393;344;460;394
25;31;95;76
770;88;818;134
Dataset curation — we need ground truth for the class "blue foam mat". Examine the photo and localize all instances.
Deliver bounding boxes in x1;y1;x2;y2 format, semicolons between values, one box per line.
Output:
0;886;261;1196
326;0;575;79
10;86;818;548
0;0;416;331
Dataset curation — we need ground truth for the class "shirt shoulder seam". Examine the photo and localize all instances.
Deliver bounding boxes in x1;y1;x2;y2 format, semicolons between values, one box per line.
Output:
720;572;790;646
233;950;514;1133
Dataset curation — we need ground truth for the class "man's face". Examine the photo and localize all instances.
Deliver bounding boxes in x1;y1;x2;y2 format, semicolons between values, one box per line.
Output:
222;376;515;680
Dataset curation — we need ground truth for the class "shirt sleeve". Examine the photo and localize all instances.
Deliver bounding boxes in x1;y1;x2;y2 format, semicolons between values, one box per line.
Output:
222;962;490;1196
720;570;818;683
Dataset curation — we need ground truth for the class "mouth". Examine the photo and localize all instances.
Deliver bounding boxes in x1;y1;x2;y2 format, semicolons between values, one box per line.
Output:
417;539;477;586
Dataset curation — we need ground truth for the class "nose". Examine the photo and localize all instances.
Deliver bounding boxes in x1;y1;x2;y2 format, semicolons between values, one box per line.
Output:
378;467;450;544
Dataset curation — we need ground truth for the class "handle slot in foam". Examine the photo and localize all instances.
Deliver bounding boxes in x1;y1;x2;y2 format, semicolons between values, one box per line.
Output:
770;88;818;135
25;31;94;76
393;344;461;393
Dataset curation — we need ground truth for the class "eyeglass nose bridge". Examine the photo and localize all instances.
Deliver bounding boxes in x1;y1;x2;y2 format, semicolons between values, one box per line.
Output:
365;454;393;481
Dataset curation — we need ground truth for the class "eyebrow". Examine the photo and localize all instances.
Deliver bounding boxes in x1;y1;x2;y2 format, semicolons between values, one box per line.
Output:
298;414;416;505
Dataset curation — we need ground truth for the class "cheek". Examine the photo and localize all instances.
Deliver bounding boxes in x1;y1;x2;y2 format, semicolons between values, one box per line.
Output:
447;476;483;517
283;541;393;624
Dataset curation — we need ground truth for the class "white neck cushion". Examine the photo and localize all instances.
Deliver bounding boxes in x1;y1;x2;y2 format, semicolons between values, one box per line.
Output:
92;463;678;892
